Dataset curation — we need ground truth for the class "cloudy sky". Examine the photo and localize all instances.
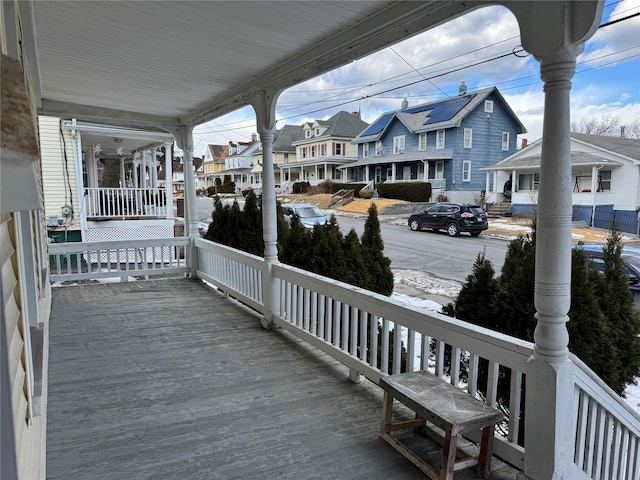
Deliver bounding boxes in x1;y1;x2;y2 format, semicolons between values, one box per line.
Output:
192;0;640;156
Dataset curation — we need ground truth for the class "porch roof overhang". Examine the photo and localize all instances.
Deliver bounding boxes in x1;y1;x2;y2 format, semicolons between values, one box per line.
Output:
343;151;452;169
482;152;624;172
28;1;483;131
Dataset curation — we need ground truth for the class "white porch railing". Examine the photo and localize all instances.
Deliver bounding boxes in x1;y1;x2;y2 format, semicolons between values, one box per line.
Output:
512;191;616;207
49;236;640;477
194;237;640;478
48;238;188;282
85;187;169;218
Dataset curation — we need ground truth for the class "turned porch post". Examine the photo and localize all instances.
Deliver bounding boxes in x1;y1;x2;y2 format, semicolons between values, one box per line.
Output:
504;1;603;478
252;89;281;329
175;125;198;277
164;141;173;217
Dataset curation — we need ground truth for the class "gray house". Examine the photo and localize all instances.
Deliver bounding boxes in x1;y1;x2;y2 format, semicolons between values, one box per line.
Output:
348;84;526;203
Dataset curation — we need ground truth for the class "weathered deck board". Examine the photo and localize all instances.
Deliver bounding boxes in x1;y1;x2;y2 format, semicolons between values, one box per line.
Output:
47;278;518;479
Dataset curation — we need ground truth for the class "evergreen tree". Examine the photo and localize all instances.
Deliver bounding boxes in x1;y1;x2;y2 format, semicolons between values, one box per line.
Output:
361;203;394;296
242;190;264;256
494;234;537;340
342;229;369;288
444;249;498;328
591;229;640;395
568;248;618;387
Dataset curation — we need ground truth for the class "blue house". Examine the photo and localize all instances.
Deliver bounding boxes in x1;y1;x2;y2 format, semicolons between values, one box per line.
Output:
348;84;526;204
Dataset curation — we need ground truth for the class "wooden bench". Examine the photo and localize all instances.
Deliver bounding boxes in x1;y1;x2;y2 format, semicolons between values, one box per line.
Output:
379;371;503;480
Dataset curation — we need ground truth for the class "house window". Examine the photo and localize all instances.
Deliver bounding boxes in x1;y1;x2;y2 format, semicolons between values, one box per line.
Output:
315;128;320;136
436;130;445;149
305;129;312;138
318;166;324;180
518;173;540;191
463;128;473;149
484;100;494;113
462;160;471;182
320;144;326;156
393;135;405;154
502;132;510;151
599;170;611;191
301;147;306;159
363;143;369;158
375;141;383;156
311;145;316;157
335;142;343;155
418;133;427;151
335;168;342;180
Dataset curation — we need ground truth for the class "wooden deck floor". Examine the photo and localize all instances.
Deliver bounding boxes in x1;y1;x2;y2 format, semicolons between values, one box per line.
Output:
47;278;520;479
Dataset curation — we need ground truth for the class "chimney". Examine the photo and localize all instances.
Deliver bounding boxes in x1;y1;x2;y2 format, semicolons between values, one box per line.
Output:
351;111;361;119
401;97;408;109
459;81;467;95
251;133;258;142
621;126;625;138
521;138;528;148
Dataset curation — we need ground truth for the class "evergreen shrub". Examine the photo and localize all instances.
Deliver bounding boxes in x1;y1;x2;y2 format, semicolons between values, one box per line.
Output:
376;182;432;202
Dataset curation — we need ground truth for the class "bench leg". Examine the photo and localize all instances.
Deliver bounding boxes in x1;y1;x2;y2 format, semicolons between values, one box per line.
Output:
439;430;457;480
476;425;494;478
381;392;393;433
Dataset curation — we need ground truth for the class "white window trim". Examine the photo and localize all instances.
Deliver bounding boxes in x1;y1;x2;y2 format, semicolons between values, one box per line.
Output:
502;132;510;151
375;141;383;157
463;128;473;149
418;132;427;151
393;135;405;154
462;160;471;182
436;130;445;149
363;143;369;158
484;100;494;113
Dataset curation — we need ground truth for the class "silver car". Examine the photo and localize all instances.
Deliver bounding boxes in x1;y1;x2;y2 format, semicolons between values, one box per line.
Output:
281;203;330;229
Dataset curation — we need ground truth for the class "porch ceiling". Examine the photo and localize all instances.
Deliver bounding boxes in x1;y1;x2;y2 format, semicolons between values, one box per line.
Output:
30;1;480;129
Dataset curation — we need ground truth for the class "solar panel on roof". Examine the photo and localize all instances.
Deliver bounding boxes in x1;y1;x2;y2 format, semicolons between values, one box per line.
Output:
424;95;474;125
359;112;394;137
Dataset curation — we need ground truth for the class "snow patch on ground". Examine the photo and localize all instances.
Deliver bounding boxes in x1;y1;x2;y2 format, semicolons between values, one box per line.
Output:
393;269;462;299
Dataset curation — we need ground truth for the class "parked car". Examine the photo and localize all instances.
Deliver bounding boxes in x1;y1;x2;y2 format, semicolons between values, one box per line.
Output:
408;202;488;237
281;203;330;229
575;243;640;308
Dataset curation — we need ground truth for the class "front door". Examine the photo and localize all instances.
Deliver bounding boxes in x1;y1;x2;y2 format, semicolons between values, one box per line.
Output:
435;161;444;179
375;167;382;184
403;166;411;180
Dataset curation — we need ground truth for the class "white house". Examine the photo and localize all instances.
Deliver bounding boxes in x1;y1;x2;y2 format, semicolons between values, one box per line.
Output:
483;133;640;235
39;117;177;243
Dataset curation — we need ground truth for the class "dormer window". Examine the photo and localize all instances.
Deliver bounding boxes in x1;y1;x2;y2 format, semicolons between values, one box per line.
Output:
315;128;320;136
305;130;312;138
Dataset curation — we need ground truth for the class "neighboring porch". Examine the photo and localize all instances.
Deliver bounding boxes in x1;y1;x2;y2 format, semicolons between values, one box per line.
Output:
46;278;519;480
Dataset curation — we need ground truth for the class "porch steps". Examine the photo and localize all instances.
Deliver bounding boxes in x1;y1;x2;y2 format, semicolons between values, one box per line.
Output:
486;201;512;218
331;189;355;208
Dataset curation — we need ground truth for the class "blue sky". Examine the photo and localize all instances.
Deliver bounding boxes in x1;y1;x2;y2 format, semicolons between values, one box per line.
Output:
192;0;640;156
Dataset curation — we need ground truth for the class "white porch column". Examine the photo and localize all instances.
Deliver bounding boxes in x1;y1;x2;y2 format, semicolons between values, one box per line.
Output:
252;89;281;329
151;148;159;188
506;1;603;478
133;153;140;189
590;165;599;227
120;157;126;188
391;163;396;182
422;160;428;182
164;141;173;216
176;125;198;277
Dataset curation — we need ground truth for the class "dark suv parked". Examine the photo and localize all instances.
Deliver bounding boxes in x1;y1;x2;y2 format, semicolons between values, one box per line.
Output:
575;243;640;308
408;202;488;237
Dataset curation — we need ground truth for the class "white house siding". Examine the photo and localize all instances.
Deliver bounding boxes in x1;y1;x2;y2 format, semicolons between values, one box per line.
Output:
2;215;49;480
39;115;78;228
